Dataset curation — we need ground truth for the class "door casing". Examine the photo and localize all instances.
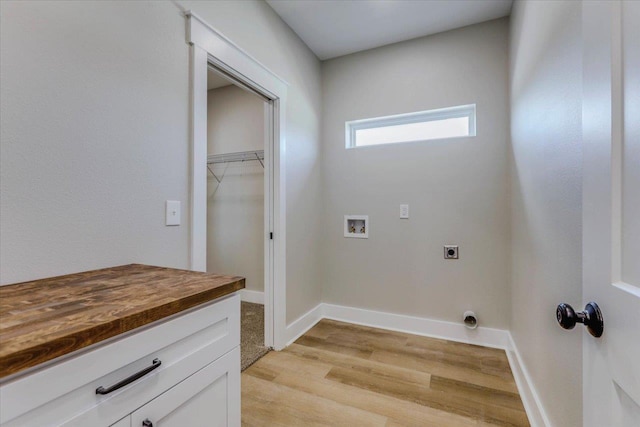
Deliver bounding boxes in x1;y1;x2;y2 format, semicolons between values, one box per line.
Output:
186;11;289;350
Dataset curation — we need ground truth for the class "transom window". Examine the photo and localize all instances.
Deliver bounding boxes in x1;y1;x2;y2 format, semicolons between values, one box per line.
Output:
346;104;476;149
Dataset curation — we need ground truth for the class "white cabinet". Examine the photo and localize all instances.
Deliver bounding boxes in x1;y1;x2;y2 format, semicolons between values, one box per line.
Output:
0;294;241;427
129;347;240;427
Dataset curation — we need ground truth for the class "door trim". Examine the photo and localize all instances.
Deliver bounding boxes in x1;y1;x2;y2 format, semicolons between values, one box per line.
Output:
186;11;288;349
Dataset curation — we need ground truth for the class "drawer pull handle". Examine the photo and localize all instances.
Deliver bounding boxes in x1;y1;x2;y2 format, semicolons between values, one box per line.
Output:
96;358;162;395
142;419;153;427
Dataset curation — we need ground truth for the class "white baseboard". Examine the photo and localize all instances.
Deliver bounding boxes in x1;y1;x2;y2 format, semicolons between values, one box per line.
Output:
282;302;509;349
240;289;264;304
322;303;510;349
284;303;323;347
506;333;551;427
281;302;548;427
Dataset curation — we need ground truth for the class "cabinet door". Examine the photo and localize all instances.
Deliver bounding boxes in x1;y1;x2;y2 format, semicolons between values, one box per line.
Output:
130;347;239;427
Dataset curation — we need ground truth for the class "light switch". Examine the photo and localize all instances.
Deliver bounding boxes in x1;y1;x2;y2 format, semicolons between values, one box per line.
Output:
166;200;181;226
400;204;409;219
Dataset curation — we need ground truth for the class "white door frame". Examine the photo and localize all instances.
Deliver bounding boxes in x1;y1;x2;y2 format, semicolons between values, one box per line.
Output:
186;11;288;350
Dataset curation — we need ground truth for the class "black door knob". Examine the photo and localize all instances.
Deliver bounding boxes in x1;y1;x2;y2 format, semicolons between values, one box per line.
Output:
556;302;604;337
142;419;153;427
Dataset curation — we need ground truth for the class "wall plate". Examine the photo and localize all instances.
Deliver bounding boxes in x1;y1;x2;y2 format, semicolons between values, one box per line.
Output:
400;204;409;219
444;245;458;259
166;200;181;226
344;215;368;238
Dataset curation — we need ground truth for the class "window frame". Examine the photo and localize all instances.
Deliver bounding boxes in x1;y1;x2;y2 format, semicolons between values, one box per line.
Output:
345;104;476;149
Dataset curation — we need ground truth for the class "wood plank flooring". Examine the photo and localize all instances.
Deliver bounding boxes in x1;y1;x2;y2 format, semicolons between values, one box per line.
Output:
242;319;530;427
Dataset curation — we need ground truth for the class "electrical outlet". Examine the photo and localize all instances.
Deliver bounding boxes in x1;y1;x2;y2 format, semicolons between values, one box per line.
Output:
400;204;409;219
444;245;458;259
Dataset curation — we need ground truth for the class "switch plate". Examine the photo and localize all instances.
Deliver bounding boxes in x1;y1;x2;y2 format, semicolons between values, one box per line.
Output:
166;200;181;226
444;245;458;259
400;204;409;219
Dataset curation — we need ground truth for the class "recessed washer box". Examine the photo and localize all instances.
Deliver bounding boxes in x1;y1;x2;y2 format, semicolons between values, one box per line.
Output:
344;215;368;239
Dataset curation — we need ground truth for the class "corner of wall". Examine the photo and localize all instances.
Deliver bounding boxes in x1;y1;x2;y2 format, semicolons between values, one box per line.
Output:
506;333;552;427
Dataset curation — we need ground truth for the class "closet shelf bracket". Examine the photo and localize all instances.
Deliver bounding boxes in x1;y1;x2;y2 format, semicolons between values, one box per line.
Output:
207;165;221;183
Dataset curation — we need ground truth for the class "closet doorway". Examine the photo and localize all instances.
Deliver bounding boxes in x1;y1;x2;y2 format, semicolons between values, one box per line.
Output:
206;65;274;368
187;12;288;352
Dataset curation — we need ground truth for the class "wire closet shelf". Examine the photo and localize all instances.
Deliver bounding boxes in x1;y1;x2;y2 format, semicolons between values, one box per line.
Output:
206;149;264;183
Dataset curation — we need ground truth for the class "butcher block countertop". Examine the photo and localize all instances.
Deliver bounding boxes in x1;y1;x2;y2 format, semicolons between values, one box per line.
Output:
0;264;245;379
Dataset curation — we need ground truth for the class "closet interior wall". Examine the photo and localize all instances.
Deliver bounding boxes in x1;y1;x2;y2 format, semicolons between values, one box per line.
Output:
207;84;265;295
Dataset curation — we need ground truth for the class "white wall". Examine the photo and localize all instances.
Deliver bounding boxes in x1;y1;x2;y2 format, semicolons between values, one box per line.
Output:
207;85;264;293
0;0;323;326
509;1;583;426
0;0;190;282
320;19;510;329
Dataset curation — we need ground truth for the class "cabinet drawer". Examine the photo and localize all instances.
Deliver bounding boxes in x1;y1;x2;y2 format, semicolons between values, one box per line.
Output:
0;293;240;427
130;346;240;427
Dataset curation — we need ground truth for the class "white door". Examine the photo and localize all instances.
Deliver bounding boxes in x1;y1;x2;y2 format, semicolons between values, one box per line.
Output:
582;1;640;425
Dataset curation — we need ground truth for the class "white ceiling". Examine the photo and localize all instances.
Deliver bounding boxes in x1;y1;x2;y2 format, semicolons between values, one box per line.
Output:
207;68;233;90
266;0;513;60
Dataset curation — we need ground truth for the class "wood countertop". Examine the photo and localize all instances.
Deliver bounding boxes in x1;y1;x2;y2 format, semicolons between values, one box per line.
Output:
0;264;245;379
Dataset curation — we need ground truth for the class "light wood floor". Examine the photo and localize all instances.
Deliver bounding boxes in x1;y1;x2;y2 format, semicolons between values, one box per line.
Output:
241;319;530;427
